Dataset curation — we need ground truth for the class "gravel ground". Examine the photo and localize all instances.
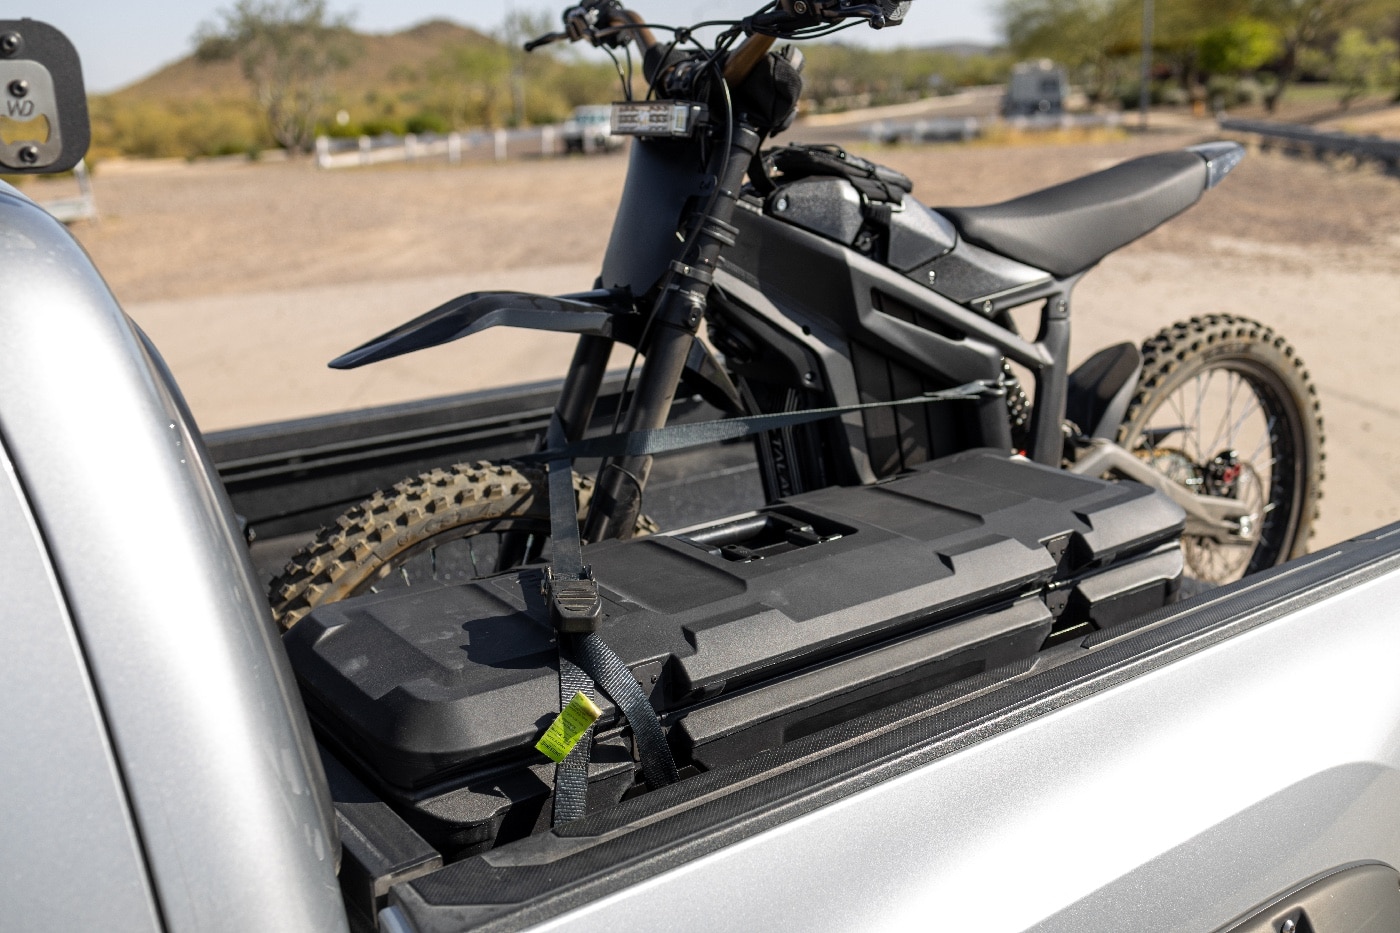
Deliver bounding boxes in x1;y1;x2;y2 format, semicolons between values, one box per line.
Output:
23;124;1400;548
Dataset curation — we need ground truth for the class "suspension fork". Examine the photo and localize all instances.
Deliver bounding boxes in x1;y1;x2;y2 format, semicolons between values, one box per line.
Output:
493;333;615;571
555;333;615;442
584;124;763;542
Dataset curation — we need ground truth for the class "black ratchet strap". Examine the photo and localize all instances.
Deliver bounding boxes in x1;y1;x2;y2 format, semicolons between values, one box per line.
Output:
542;380;999;823
522;380;1001;466
544;414;679;826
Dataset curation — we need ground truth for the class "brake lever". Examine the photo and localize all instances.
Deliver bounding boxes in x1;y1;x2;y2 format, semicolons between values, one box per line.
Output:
563;4;597;42
524;3;615;51
770;0;906;30
800;2;894;28
837;3;897;28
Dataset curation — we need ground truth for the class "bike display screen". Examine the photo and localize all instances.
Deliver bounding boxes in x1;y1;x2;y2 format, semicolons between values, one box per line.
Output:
611;100;708;138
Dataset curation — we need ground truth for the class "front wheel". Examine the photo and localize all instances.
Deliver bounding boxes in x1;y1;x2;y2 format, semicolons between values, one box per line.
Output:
1116;314;1325;585
269;461;656;630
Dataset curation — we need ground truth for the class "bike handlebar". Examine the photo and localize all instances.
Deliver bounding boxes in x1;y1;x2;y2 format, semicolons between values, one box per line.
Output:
523;0;908;85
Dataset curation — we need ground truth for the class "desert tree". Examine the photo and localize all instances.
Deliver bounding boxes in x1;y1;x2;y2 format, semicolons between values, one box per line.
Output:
497;9;556;127
999;0;1140;101
195;0;361;153
1196;17;1281;76
1331;27;1399;107
1251;0;1374;111
426;37;511;129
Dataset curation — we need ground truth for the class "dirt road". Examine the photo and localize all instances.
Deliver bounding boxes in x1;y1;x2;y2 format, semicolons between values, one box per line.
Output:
29;127;1400;548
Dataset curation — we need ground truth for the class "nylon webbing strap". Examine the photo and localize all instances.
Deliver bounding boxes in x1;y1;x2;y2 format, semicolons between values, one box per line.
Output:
520;380;1000;465
543;413;679;825
575;633;680;789
551;654;594;824
543;414;599;631
546;412;596;824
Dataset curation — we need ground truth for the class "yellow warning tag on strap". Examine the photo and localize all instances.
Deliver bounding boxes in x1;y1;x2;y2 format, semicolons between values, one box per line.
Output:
535;691;603;763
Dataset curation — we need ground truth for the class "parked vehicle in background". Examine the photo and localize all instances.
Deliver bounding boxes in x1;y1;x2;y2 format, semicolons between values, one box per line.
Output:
1003;59;1070;116
561;104;621;154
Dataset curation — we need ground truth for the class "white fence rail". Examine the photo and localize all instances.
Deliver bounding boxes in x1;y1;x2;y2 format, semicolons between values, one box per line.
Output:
315;126;563;169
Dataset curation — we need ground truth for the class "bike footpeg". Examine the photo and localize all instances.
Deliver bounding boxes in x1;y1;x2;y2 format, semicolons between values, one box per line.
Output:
544;568;603;634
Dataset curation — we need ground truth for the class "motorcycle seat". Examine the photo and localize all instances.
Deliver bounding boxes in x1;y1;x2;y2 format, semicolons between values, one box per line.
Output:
938;150;1208;278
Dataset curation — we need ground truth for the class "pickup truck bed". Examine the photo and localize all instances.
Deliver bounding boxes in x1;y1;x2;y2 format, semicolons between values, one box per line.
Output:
206;381;767;580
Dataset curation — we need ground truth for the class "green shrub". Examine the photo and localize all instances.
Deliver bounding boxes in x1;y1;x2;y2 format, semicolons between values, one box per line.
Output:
404;111;450;135
89;94;272;159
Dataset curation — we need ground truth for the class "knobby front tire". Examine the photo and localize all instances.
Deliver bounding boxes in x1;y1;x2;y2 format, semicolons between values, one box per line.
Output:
270;460;656;629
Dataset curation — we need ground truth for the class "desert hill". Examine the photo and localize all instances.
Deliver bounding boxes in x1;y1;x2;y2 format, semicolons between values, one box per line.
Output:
88;22;1007;158
111;19;497;104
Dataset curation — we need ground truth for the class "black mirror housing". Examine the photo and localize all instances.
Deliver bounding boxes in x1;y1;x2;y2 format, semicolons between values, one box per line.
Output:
0;19;90;174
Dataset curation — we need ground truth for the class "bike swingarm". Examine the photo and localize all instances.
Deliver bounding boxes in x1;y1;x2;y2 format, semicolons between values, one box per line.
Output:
1069;437;1256;543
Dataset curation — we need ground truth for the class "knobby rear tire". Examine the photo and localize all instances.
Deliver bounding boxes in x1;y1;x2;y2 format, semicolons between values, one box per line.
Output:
1116;314;1324;584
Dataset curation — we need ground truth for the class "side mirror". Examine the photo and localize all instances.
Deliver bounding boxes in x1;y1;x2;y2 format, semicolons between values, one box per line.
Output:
0;19;89;174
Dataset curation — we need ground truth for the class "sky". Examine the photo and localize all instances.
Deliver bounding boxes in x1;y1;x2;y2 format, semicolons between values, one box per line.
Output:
34;1;1002;94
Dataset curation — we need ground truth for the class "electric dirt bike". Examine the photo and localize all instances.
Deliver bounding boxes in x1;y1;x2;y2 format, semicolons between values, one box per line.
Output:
269;0;1324;629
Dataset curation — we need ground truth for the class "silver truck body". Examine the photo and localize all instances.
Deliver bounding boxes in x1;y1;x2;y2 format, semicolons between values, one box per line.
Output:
0;181;346;933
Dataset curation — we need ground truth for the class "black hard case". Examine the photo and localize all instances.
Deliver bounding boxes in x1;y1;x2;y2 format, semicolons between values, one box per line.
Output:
286;450;1184;854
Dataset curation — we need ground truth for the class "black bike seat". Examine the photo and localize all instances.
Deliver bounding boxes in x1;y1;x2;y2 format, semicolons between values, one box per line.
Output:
938;150;1208;277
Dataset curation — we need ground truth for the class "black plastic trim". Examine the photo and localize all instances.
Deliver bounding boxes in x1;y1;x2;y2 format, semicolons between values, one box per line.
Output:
1216;861;1400;932
1065;342;1143;439
0;19;90;173
330;291;631;370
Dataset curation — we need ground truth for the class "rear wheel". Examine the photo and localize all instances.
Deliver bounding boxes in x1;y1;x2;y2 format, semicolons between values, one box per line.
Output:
1116;315;1324;585
270;461;656;629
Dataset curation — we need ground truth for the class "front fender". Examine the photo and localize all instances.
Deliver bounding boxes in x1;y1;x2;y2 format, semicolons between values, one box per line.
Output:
330;287;746;416
330;289;633;369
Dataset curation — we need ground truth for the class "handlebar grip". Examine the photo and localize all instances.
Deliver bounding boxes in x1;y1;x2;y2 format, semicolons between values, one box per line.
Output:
523;31;567;52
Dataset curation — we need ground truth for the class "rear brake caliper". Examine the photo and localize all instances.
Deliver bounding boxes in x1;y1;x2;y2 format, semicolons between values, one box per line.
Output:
1204;450;1243;498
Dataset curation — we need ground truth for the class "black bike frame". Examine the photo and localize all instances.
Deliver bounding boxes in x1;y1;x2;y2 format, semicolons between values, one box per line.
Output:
550;118;1084;541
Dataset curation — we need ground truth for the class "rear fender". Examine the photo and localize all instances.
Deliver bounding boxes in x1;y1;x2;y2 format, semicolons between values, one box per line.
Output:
1065;342;1142;439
